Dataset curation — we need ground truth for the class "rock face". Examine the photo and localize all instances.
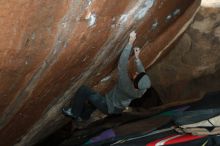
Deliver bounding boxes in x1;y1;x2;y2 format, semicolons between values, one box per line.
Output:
148;7;220;104
0;0;200;146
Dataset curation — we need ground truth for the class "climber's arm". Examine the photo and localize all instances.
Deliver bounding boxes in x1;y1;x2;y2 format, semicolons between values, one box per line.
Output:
133;47;145;73
118;31;136;78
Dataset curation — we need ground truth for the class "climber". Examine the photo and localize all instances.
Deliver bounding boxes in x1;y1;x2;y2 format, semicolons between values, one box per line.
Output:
62;31;151;121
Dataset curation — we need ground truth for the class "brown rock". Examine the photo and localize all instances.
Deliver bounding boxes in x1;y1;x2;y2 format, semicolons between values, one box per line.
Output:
148;7;220;104
0;0;200;145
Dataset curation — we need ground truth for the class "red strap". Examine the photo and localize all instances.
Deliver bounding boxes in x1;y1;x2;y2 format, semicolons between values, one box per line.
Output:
165;134;206;145
147;134;206;146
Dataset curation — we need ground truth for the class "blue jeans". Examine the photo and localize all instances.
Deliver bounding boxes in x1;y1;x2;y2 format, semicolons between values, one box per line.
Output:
71;85;108;120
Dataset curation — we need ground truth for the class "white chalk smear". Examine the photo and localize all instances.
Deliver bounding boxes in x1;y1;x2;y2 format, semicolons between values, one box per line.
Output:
118;0;155;28
166;14;172;21
135;0;155;20
173;9;181;16
86;12;96;27
119;14;128;24
151;19;159;30
86;0;93;6
100;75;111;82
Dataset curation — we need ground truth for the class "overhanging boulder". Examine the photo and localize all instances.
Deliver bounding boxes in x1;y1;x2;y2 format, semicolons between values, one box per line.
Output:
0;0;200;145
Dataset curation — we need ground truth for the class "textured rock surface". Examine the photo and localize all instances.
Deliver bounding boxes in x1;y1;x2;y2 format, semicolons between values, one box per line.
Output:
201;0;220;7
0;0;200;145
148;7;220;104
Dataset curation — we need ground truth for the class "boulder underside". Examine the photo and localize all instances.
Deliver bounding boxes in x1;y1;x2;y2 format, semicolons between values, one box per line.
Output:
0;0;201;146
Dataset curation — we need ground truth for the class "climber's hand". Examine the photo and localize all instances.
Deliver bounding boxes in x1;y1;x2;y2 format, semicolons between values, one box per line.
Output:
134;47;140;59
129;31;136;45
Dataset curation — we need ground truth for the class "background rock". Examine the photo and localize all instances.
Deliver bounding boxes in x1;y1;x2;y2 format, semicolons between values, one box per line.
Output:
148;7;220;104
